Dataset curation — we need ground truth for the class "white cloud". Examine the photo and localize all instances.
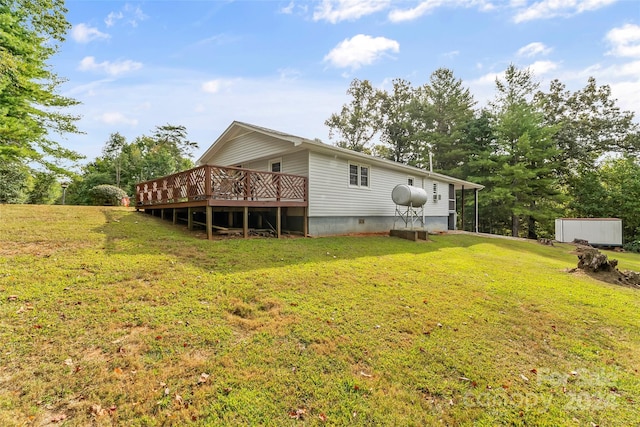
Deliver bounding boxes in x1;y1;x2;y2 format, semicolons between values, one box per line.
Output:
513;0;617;23
71;23;110;44
125;4;148;27
105;11;123;27
606;24;640;58
324;34;399;70
78;56;143;76
528;60;559;75
389;0;495;23
104;5;147;28
389;0;442;22
442;50;460;59
278;68;302;81
201;79;236;94
59;73;349;161
313;0;390;23
471;71;503;86
280;1;295;14
517;42;552;57
99;112;138;126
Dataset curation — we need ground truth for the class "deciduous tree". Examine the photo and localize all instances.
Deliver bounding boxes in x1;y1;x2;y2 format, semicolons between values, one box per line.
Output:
325;79;381;152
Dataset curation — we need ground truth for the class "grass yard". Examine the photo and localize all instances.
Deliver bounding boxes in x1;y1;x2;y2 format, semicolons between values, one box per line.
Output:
1;205;639;426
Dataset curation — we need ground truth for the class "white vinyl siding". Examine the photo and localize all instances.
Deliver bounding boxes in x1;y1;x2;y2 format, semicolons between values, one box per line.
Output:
423;178;449;217
241;150;309;176
309;151;452;218
307;152;415;217
205;133;291;167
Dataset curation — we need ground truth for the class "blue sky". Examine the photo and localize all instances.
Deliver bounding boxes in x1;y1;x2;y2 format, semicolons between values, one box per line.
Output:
53;0;640;164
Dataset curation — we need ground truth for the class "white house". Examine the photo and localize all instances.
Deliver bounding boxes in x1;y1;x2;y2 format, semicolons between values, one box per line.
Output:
195;121;483;237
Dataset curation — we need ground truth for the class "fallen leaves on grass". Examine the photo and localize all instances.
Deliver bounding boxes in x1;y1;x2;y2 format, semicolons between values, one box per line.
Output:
49;413;67;423
198;373;210;384
288;408;306;420
90;404;108;417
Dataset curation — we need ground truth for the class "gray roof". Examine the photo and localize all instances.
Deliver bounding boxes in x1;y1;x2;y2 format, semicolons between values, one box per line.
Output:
197;121;484;191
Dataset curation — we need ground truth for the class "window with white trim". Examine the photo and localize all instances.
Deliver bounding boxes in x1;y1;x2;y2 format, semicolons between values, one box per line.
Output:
407;177;414;186
269;158;282;173
349;163;370;188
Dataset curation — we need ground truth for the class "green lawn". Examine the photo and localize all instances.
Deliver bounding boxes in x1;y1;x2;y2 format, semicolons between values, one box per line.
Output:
1;205;639;426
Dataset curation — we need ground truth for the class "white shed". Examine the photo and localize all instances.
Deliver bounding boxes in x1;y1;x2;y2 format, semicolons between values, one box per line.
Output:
555;218;623;246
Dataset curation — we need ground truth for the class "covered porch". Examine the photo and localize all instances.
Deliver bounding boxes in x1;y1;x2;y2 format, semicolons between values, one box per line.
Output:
447;182;482;232
135;164;308;239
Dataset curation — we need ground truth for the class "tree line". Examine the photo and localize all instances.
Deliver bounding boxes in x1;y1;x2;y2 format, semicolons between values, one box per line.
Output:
2;1;639;245
0;1;198;205
325;67;640;244
64;125;197;205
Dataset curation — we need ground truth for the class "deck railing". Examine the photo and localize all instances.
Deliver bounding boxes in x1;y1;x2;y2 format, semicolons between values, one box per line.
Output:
135;165;307;206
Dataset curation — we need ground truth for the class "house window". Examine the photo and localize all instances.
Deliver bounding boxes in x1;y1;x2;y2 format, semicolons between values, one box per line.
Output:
407;177;414;186
360;166;369;187
433;183;438;194
349;163;370;188
269;159;282;173
349;164;359;186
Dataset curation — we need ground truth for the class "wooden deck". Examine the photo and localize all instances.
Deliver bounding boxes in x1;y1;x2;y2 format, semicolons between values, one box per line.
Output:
135;165;308;239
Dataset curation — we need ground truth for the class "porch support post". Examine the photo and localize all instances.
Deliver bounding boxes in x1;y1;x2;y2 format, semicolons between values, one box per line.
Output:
206;205;213;240
173;208;177;225
303;207;308;237
276;207;281;238
188;207;193;230
461;185;465;232
474;188;479;233
161;208;166;221
243;206;249;238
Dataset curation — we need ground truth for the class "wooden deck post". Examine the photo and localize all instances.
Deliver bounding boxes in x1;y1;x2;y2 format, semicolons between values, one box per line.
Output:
276;207;281;238
243;206;249;238
204;165;211;201
161;209;166;221
206;205;213;240
173;208;177;225
188;207;193;230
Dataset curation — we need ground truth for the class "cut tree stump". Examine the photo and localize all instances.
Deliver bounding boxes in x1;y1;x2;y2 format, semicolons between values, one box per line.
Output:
573;246;640;289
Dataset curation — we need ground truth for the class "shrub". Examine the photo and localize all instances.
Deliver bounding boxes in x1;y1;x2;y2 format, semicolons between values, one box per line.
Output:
623;240;640;253
89;185;128;206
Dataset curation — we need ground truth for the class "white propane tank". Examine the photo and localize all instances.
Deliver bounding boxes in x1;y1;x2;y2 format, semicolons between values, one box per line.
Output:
392;184;428;207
